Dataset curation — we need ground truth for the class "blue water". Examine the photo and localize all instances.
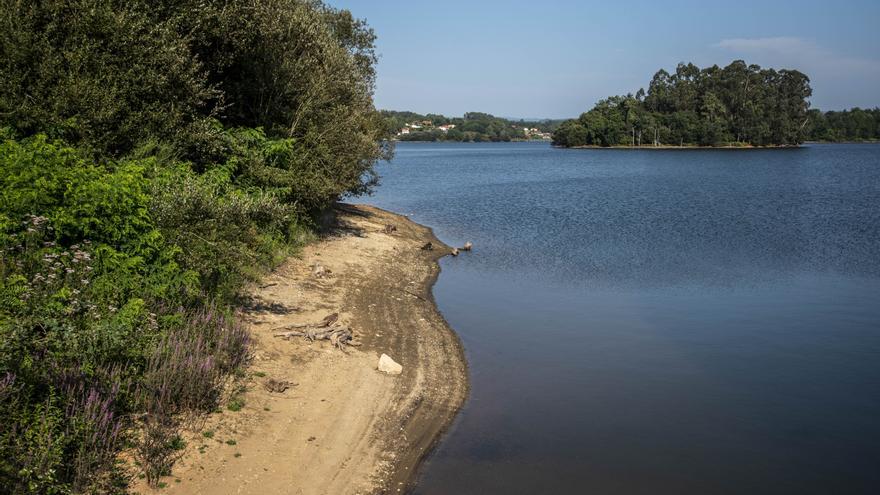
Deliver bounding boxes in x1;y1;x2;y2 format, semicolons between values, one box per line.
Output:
367;142;880;494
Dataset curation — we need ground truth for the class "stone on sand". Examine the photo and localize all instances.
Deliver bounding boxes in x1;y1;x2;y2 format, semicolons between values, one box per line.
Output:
378;354;402;375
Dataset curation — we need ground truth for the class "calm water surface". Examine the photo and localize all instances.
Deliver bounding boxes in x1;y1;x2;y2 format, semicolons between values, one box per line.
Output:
367;142;880;494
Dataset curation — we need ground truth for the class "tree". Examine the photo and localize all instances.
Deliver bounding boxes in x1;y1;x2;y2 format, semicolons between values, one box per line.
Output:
553;61;814;147
1;0;389;211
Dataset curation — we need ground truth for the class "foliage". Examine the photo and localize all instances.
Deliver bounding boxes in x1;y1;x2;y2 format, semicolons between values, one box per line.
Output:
0;137;259;492
552;61;813;147
0;0;390;206
806;107;880;142
0;0;385;492
135;307;250;486
0;0;214;158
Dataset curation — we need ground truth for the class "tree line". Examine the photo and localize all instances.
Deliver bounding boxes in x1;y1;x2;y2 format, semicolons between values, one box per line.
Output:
0;1;387;492
553;61;814;147
807;108;880;142
382;110;561;142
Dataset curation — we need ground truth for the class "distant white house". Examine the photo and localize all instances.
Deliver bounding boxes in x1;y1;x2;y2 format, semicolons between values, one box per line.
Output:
438;124;456;132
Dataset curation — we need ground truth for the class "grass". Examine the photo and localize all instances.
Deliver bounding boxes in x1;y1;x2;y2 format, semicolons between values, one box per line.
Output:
227;396;245;412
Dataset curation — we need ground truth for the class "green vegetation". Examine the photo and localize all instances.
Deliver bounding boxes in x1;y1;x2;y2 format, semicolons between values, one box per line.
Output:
382;111;561;142
553;61;813;147
0;0;387;492
226;397;246;412
806;108;880;142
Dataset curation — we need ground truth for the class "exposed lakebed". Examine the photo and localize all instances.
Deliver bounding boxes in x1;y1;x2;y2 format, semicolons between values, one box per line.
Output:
369;142;880;494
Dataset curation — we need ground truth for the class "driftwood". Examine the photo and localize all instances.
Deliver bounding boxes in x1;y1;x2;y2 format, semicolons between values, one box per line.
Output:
271;312;338;331
273;325;356;349
264;378;296;393
383;224;397;234
272;314;356;349
420;242;433;251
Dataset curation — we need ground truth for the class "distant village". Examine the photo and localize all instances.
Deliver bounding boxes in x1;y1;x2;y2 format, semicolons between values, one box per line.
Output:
396;120;455;135
396;120;553;140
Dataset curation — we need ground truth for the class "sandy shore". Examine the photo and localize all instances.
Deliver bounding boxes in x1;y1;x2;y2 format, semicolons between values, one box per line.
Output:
142;204;468;494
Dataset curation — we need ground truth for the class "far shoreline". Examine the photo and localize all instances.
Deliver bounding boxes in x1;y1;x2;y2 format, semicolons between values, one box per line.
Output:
559;144;805;150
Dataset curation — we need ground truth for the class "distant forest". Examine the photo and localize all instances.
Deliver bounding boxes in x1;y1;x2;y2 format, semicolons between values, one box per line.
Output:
806;108;880;142
382;111;563;142
554;61;817;148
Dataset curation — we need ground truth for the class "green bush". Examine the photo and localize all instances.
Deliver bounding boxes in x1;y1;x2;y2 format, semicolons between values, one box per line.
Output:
1;0;390;209
0;137;257;492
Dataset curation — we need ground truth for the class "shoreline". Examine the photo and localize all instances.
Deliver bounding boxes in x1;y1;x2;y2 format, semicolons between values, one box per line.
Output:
560;144;804;150
141;204;468;494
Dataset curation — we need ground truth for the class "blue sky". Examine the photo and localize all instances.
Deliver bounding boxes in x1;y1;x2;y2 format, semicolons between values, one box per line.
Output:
332;0;880;118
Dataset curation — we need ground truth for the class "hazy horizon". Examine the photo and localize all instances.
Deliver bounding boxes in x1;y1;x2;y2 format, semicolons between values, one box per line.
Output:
333;0;880;119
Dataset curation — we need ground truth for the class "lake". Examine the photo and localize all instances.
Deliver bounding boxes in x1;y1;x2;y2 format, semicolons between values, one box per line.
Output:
367;142;880;494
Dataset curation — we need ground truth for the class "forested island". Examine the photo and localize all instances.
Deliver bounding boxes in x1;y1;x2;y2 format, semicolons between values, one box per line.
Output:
553;61;815;148
382;110;561;142
553;61;880;148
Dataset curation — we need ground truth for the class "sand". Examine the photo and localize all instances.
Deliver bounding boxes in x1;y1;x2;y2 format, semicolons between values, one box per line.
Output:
138;204;468;495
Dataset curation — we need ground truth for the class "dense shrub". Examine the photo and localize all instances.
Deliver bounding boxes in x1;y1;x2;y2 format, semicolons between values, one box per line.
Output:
0;0;215;158
0;137;262;492
0;0;391;210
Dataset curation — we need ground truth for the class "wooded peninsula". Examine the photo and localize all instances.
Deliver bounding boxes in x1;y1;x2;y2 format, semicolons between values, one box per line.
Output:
552;61;880;148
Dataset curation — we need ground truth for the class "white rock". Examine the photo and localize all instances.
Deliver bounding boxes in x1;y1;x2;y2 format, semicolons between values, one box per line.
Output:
378;353;402;375
313;263;331;278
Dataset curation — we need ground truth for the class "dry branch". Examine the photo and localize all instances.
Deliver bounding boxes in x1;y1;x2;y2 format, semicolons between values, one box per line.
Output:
273;323;356;349
271;313;338;332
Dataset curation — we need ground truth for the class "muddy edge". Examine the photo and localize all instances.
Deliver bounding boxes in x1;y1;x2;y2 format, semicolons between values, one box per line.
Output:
338;204;470;494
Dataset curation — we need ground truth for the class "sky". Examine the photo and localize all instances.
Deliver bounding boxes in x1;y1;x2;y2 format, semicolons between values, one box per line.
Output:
331;0;880;119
